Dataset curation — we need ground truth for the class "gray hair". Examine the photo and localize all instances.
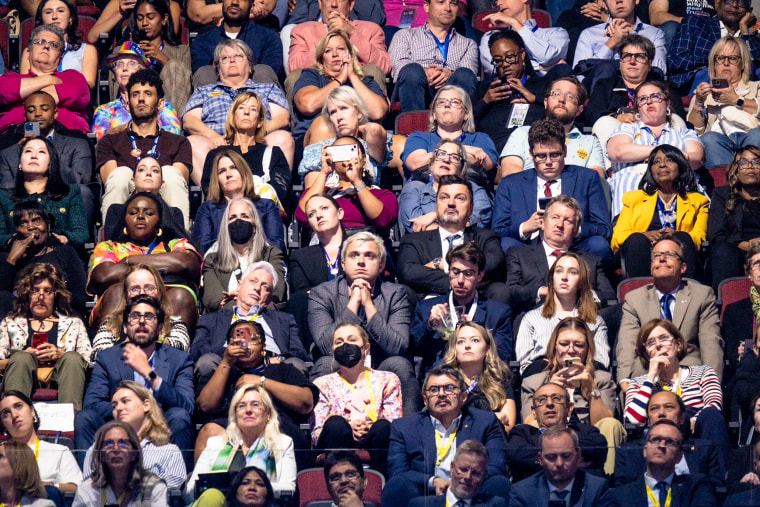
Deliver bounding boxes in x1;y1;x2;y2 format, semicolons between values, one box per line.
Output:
538;425;580;450
340;231;386;266
241;261;279;291
213;39;255;71
429;85;475;134
453;440;489;462
212;197;269;272
28;24;65;50
429;137;470;174
321;86;370;132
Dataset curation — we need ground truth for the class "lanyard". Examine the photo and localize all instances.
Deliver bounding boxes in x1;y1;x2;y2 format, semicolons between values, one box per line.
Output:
101;488;127;506
33;437;39;461
430;29;451;63
341;370;377;421
645;483;672;507
466;378;479;395
448;291;478;325
661;369;683;397
656;194;677;229
435;427;457;466
323;246;341;277
128;128;160;162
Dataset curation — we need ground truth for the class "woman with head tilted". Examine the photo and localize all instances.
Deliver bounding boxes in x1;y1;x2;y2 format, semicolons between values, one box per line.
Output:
0;440;55;506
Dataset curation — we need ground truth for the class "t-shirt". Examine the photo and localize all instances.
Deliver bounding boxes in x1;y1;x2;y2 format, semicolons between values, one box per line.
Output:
95;127;192;172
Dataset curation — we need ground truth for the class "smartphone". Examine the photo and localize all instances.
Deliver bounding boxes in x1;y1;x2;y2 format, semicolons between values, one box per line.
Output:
538;197;552;211
32;332;47;349
564;356;581;368
549;501;566;507
326;144;359;163
133;29;148;42
24;122;40;137
711;78;729;89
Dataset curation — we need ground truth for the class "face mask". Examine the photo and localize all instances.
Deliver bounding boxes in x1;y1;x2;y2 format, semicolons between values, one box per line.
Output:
229;219;254;244
334;343;363;368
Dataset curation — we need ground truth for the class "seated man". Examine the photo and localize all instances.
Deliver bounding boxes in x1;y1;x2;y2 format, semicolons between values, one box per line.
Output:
74;296;194;462
96;69;191;228
510;426;614;506
493;119;612;263
411;244;513;369
323;450;375;507
398;175;507;304
613;419;718;505
382;366;511;507
308;231;419;414
289;0;385;25
505;195;616;315
388;0;478;111
507;382;608;482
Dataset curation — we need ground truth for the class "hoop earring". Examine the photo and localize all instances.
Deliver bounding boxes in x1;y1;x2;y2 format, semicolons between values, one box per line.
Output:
666;107;671;116
156;228;163;237
123;227;128;235
634;113;641;121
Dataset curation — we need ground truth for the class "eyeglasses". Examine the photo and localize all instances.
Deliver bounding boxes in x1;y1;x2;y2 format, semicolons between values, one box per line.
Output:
645;334;675;349
127;285;157;296
749;260;760;271
425;384;460;396
714;54;742;65
32;38;61;51
738;158;760;168
651;250;682;261
103;439;132;450
532;151;564;162
723;0;750;8
220;54;245;64
534;393;567;406
646;436;682;448
436;98;464;109
547;90;579;104
636;93;667;106
235;401;265;412
620;52;649;63
449;267;477;279
113;60;141;70
328;470;360;483
492;53;521;66
127;312;157;323
434;149;463;164
30;288;55;296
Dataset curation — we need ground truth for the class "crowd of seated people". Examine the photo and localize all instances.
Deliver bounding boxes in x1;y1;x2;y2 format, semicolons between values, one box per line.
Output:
5;0;760;503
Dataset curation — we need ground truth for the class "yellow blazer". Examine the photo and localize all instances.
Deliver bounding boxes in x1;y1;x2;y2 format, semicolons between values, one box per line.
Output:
611;190;709;252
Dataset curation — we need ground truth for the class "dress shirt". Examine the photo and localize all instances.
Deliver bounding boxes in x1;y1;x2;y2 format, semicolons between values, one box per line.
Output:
573;18;667;74
428;413;461;488
388;23;478;81
518;176;561;240
644;473;674;507
654;286;680;321
548;476;575;503
439;228;465;271
446;489;470;507
480;20;569;76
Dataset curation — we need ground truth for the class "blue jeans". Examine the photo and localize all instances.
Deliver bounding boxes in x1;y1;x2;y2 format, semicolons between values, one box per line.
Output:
394;63;477;111
661;20;681;51
701;129;760;169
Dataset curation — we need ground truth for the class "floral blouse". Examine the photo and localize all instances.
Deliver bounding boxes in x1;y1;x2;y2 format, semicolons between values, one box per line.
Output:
0;314;92;364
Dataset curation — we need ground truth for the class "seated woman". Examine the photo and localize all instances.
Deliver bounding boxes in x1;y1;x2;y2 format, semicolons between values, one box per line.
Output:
73;421;168;507
292;30;388;142
688;36;760;170
515;252;609;378
708;146;760;287
0;391;81;494
722;245;760;383
0;263;91;408
91;263;190;351
611;144;708;279
87;192;201;332
193;466;275;507
193;151;284;253
606;80;705;218
312;322;402;473
521;316;623;475
202;198;286;310
201;92;290;206
187;384;296;502
402;85;499;190
398;138;492;233
92;42;181;140
80;381;186;490
85;0;181;44
0;136;88;248
19;0;98;88
0;202;87;317
0;440;56;507
295;136;398;233
442;322;516;433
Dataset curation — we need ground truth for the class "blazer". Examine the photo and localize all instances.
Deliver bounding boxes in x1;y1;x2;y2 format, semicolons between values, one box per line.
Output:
410;293;514;364
492;164;612;243
505;243;616;313
190;308;308;362
707;186;745;248
387;408;508;488
509;470;614;507
408;494;507;507
611;190;710;252
611;474;718;507
0;313;92;364
616;280;724;382
288;244;336;293
83;342;194;421
397;226;506;296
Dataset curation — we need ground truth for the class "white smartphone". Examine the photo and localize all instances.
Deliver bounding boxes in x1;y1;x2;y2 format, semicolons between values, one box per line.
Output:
326;144;359;162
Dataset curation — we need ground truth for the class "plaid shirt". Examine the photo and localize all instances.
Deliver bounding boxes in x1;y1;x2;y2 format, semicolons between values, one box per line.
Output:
388;22;478;81
182;79;289;135
91;96;181;141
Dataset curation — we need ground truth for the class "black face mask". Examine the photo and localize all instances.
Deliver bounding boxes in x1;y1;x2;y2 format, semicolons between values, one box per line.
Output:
334;343;363;368
229;219;254;244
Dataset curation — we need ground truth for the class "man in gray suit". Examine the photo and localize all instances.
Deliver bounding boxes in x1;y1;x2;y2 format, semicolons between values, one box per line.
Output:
616;237;723;386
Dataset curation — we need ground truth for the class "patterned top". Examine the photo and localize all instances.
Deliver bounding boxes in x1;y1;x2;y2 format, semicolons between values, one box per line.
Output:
91;96;182;141
0;314;92;364
624;365;722;424
311;368;402;445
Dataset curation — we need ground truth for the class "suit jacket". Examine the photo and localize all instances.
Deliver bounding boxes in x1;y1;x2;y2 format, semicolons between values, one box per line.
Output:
387;408;508;488
190;308;308;362
506;243;616;313
83;342;194;420
509;470;614;507
492;164;612;243
616;280;724;382
408;494;507;507
397;226;506;295
288;245;335;293
611;190;710;252
612;474;718;507
410;293;514;364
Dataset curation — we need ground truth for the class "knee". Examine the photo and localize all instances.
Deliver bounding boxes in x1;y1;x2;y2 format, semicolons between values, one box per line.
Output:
161;165;189;187
449;68;477;87
58;351;86;368
103;166;132;188
622;232;651;250
377;356;415;379
74;409;103;433
167;287;197;316
7;351;36;370
194;353;222;379
165;407;192;428
398;63;426;84
323;415;351;433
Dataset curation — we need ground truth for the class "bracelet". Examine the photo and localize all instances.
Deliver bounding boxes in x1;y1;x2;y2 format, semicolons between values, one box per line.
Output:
354;182;367;192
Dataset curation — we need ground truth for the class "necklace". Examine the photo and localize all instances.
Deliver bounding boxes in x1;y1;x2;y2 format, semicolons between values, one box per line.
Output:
31;318;52;332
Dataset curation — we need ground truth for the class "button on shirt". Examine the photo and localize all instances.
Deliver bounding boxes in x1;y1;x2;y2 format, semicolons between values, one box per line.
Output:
388;23;479;81
439;228;465;271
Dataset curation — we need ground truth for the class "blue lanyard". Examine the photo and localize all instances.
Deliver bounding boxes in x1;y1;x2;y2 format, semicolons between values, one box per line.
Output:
430;29;451;63
656;195;677;229
129;127;161;162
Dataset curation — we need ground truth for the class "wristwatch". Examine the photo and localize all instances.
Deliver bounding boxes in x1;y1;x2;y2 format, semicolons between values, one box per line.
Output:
148;370;158;382
259;376;267;387
590;389;602;398
737;97;746;109
433;257;442;270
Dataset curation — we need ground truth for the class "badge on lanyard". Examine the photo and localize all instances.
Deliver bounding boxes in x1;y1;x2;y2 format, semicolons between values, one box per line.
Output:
507;103;530;128
399;7;417;28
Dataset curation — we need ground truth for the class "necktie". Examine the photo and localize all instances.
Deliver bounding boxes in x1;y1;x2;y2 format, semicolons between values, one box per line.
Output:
551;249;562;258
656;481;669;507
446;233;461;251
544;180;556;198
660;294;674;321
552;490;569;504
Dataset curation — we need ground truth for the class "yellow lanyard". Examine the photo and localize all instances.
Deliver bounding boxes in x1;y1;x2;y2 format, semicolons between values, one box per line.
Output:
33;437;39;461
661;383;682;397
434;428;457;466
101;489;127;506
340;370;377;422
646;483;672;507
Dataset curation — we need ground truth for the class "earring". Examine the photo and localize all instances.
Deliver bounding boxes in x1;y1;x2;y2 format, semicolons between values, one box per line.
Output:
32;414;38;424
123;227;128;235
634;113;641;121
261;350;267;357
156;228;163;237
666;107;672;116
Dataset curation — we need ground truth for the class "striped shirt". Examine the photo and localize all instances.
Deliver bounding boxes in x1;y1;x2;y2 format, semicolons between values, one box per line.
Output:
388;23;478;81
624;365;723;424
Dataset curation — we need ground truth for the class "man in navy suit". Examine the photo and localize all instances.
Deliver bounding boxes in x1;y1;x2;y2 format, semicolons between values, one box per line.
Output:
613;419;718;506
74;295;194;462
411;243;513;369
492;118;612;264
381;366;511;507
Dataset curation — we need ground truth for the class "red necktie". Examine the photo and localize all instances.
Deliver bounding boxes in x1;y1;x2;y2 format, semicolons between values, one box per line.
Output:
551;250;562;258
544;181;555;198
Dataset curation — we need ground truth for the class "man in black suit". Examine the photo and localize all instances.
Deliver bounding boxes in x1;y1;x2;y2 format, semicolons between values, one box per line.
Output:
398;175;508;304
613;419;718;506
411;243;513;369
615;390;724;486
506;194;616;315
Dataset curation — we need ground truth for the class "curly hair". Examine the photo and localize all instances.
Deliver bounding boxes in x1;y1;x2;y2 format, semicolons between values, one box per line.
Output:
542;317;597;400
111;381;171;445
126;68;165;99
10;262;72;319
725;145;760;214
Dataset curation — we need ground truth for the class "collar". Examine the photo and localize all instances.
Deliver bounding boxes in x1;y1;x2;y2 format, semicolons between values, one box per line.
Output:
654;282;682;300
431;413;462;434
639;120;672;134
547;476;575;496
423;21;455;38
644;472;674;489
438;227;466;243
537;174;562;186
566;126;582;139
542;241;567;257
719;19;743;37
128;121;160;139
445;489;469;507
215;78;257;91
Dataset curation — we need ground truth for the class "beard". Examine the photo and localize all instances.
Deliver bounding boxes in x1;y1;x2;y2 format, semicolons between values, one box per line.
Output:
547;107;575;126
